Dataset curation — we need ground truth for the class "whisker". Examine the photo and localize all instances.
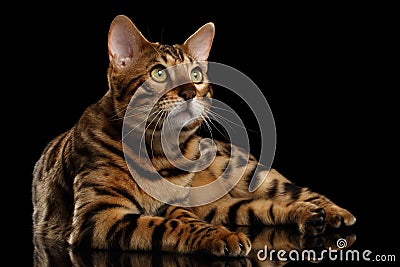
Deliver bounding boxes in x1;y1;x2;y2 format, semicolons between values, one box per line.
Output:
207;111;238;136
146;24;156;43
204;113;230;141
164;111;174;137
148;42;162;58
209;105;237;115
160;25;165;44
123;108;155;119
122;109;160;140
193;101;225;139
207;109;259;133
108;106;130;120
124;104;154;116
108;104;153;121
150;111;166;159
200;114;215;141
122;118;147;140
139;109;163;159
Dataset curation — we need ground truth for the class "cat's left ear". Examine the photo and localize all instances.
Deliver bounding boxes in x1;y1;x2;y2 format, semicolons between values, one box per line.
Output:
183;22;215;61
108;15;150;70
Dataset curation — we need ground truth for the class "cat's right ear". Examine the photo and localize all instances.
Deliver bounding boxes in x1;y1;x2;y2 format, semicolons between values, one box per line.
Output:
108;15;149;70
183;22;215;61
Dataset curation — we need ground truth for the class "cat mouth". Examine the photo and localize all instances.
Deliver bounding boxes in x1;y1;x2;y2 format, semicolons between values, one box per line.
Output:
167;101;203;126
172;101;195;115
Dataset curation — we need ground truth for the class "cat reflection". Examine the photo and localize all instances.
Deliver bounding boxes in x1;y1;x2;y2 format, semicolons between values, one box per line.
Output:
33;226;356;267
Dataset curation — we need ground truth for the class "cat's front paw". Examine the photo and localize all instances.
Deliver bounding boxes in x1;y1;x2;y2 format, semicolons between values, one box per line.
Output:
299;207;327;236
202;226;251;257
324;205;356;228
298;204;356;236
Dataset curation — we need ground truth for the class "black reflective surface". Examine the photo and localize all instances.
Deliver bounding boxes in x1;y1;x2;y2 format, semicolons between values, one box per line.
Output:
33;226;356;267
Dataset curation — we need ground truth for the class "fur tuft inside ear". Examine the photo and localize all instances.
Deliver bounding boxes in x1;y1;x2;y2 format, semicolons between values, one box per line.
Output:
183;22;215;61
108;15;149;70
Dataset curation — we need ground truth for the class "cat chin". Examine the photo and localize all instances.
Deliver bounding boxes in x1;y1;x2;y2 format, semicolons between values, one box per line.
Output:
167;102;204;129
167;111;202;130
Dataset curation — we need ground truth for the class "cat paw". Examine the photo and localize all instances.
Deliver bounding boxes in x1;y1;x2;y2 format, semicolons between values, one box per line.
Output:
299;207;327;236
203;227;251;257
324;205;356;228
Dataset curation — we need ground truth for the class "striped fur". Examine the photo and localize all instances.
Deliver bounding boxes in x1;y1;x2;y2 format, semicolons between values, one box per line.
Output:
32;15;355;257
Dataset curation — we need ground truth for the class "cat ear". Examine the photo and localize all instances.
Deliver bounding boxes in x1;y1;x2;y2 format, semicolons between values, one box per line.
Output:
183;22;215;61
108;15;149;70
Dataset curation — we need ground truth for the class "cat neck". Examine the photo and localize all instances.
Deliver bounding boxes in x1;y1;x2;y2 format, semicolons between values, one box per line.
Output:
144;125;198;158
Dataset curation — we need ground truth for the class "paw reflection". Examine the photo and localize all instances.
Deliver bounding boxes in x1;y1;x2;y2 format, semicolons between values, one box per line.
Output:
33;226;356;267
236;225;356;264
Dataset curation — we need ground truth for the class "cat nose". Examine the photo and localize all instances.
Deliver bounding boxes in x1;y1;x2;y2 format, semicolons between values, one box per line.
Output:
178;87;196;100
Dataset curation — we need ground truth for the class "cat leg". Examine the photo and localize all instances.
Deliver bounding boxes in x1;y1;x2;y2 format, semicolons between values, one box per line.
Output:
191;196;327;236
68;191;250;256
159;205;252;256
204;141;355;230
229;167;356;230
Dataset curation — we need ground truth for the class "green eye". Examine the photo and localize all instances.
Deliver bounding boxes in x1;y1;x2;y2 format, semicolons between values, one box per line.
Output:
150;67;167;82
190;68;203;83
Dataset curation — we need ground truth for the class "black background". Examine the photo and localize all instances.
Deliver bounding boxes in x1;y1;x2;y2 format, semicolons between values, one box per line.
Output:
9;1;398;266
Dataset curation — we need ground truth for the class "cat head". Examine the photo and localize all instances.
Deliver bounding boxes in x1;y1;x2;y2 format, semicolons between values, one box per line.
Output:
107;15;215;134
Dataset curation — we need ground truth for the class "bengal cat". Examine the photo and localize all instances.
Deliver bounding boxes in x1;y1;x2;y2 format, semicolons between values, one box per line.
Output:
32;15;356;257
